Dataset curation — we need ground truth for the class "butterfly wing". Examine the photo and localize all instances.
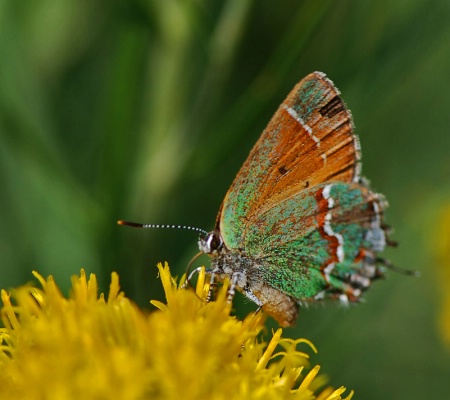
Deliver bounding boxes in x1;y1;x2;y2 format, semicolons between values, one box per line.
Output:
218;72;361;250
242;181;386;301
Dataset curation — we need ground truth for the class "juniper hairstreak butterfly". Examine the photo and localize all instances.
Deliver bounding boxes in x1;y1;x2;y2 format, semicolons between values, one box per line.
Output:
120;72;397;327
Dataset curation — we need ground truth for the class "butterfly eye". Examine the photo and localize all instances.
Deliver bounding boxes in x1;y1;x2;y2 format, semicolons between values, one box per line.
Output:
199;231;223;254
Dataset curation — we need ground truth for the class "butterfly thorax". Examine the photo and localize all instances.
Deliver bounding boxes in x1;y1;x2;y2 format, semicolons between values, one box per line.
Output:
199;231;264;280
199;231;300;326
199;231;258;279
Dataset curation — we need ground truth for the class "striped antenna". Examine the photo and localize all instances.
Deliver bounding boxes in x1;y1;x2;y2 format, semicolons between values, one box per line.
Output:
117;220;209;237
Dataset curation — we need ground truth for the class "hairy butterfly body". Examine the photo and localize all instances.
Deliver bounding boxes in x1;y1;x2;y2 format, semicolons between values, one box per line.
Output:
198;72;391;326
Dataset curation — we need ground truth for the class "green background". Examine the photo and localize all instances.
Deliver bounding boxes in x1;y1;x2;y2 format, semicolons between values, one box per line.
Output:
1;1;449;398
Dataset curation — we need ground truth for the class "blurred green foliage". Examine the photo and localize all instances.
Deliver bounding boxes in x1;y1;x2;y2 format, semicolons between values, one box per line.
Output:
1;0;449;398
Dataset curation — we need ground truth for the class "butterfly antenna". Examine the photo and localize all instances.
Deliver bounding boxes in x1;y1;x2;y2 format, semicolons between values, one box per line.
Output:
118;220;213;299
118;220;209;237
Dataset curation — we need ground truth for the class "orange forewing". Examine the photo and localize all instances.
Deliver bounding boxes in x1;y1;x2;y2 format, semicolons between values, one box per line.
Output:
218;72;360;231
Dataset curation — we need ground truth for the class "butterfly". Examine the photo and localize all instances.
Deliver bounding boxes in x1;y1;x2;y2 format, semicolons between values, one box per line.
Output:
197;71;393;327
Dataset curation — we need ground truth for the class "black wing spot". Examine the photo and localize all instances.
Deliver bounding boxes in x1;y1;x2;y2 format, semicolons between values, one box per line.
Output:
278;166;288;175
319;96;345;118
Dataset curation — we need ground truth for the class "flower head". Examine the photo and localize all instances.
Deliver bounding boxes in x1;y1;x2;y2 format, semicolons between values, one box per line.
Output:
0;263;353;399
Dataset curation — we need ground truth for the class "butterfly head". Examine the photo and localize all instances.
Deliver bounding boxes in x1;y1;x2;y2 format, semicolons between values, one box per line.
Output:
198;230;223;255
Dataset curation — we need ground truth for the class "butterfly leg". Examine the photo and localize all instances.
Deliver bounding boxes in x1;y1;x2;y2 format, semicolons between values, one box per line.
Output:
227;272;264;308
243;287;264;308
180;266;203;289
253;306;263;316
227;272;242;303
206;271;216;302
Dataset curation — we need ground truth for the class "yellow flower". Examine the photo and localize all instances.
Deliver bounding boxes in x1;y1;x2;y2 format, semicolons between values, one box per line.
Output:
0;263;353;400
437;205;450;347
